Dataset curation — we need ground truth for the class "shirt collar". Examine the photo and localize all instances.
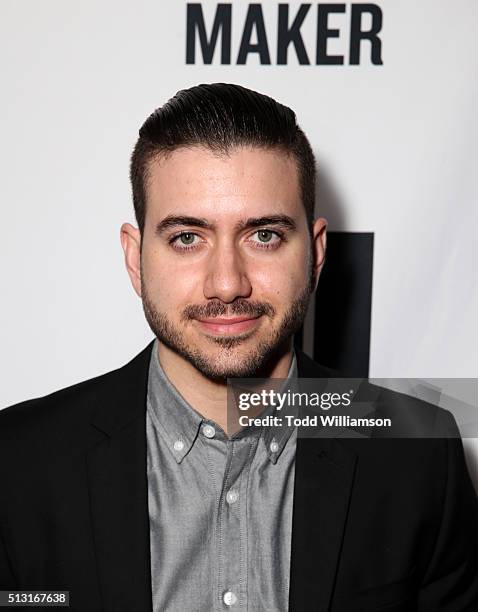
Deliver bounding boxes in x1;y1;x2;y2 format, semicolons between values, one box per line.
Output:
147;339;298;464
147;341;203;463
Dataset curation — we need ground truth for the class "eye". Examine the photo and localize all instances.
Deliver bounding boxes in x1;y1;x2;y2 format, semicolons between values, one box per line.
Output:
177;232;196;245
249;229;283;248
170;232;201;250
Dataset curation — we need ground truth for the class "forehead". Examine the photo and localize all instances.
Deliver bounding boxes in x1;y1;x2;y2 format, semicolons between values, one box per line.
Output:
145;145;303;222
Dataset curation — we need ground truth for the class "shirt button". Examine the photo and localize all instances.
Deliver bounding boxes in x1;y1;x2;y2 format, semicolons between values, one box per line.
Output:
226;489;239;504
173;440;184;452
202;424;216;438
270;441;279;453
223;591;238;606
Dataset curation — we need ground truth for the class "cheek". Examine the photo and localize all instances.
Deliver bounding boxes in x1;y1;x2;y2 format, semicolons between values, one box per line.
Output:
141;253;201;302
252;256;308;299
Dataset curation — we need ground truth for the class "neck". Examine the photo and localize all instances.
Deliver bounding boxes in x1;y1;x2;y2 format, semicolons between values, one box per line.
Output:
156;340;294;435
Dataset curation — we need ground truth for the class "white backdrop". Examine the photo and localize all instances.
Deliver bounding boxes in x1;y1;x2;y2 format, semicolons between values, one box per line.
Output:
1;0;477;481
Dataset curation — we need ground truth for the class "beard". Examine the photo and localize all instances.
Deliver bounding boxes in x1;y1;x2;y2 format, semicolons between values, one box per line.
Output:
141;262;315;381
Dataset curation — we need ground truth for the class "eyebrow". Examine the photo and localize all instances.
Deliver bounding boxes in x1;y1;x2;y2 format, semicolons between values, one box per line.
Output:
154;214;297;235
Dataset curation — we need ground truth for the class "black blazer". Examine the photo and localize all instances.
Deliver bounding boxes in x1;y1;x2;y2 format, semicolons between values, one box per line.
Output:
1;342;478;611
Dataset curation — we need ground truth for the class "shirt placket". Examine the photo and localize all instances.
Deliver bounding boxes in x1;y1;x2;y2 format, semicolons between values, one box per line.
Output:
215;435;258;611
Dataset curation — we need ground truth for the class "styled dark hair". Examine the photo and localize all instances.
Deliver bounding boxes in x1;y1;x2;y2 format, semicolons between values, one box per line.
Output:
130;83;316;233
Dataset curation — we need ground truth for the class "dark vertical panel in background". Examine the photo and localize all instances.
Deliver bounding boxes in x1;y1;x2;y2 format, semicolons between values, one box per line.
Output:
313;232;374;376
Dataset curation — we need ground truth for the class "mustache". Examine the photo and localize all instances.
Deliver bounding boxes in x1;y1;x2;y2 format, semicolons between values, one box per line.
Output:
181;299;275;321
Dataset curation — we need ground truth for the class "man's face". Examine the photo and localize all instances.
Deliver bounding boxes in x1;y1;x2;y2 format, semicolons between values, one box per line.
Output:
122;145;326;380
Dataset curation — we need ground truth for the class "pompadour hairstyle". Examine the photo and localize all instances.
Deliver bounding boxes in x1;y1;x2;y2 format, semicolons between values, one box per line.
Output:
130;83;316;233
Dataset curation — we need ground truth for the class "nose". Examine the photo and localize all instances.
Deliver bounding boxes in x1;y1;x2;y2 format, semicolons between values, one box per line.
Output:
203;241;252;303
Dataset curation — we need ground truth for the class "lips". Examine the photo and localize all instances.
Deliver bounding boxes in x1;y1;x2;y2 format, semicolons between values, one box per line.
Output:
196;315;261;335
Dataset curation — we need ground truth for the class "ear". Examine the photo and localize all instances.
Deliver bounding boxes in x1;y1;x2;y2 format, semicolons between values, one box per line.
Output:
120;223;142;298
311;217;327;291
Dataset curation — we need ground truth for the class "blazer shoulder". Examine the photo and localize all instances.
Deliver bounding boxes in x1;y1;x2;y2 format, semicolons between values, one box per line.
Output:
0;341;154;439
374;382;461;438
294;350;460;439
0;370;113;438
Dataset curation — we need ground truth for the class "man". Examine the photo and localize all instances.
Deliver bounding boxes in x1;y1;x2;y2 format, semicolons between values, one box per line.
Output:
1;83;477;611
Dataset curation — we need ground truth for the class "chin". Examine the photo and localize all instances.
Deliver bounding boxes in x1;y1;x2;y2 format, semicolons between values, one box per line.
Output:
199;341;287;380
202;365;262;381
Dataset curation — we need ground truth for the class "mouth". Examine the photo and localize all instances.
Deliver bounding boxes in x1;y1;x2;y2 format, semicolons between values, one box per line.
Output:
195;315;262;335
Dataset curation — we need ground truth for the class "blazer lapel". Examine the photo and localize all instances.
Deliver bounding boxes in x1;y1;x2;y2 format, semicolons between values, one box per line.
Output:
86;342;154;612
289;349;358;612
289;437;357;611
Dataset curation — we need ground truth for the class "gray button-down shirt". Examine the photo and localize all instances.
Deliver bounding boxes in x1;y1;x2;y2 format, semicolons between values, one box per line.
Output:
146;340;298;611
